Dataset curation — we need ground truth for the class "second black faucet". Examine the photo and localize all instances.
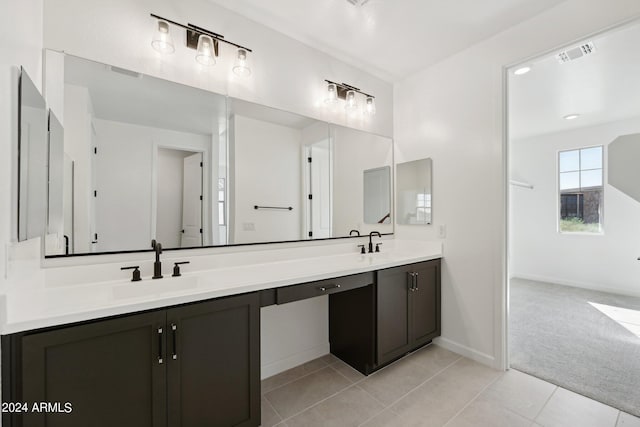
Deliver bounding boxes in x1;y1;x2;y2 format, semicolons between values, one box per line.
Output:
151;239;163;279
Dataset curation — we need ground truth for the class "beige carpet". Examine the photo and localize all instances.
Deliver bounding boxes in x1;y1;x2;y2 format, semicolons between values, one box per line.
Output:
509;278;640;418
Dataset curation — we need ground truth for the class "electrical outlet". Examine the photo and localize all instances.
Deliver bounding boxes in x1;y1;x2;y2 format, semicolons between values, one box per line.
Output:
438;224;447;239
243;222;255;231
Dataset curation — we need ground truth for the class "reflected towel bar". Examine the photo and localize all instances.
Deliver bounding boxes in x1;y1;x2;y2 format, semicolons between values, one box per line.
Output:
254;205;293;211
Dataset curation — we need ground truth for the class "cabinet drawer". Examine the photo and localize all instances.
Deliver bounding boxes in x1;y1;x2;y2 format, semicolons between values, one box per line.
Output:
276;272;374;304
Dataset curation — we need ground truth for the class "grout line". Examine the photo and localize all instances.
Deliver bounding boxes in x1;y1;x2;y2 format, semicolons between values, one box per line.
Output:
276;382;356;423
262;359;330;395
533;386;558;423
615;410;621;427
441;368;504;427
262;394;284;424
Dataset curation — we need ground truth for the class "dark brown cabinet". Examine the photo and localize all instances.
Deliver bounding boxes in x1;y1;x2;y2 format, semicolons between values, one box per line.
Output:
2;292;260;427
329;259;441;374
377;260;441;366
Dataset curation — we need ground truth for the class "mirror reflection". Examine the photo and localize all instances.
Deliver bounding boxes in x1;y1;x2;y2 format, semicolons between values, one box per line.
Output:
18;68;48;242
396;158;433;225
40;53;394;256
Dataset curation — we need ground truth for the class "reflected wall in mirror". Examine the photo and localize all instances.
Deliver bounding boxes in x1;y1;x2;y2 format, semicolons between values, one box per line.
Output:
396;158;433;225
18;68;48;242
39;52;394;256
46;112;66;254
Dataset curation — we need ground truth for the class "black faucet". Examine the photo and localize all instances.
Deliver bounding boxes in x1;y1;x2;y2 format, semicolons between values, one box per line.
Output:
368;231;381;253
349;229;360;236
151;239;163;279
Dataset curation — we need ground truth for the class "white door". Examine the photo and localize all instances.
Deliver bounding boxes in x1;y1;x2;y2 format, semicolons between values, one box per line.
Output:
307;140;332;239
181;153;203;247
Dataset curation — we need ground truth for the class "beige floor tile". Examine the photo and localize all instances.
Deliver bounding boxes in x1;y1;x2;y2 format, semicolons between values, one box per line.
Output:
479;369;556;420
261;396;283;427
618;412;640;427
535;388;619;427
283;385;384;427
359;409;400;427
445;397;532;427
390;358;501;427
265;366;351;419
359;353;441;405
262;357;329;394
405;344;462;372
330;359;366;383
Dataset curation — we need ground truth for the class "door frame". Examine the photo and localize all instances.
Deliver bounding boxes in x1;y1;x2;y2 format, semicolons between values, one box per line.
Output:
151;143;208;247
500;16;640;371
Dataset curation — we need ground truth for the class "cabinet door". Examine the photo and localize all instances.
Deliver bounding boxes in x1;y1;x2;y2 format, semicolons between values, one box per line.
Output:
376;264;412;365
166;292;260;427
410;260;441;346
19;311;167;427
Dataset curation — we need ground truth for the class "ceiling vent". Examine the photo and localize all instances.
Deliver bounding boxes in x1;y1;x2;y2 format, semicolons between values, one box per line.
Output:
346;0;370;5
555;42;596;63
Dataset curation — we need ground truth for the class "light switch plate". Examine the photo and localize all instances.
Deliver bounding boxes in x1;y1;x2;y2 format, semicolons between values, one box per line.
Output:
438;224;446;239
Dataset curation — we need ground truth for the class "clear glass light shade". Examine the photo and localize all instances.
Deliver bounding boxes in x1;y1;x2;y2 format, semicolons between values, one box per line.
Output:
195;34;216;66
364;96;376;115
345;90;358;111
151;20;175;54
325;83;338;104
232;48;251;77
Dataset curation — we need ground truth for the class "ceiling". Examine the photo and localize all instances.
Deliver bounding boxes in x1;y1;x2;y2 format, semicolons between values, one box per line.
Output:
509;21;640;140
208;0;566;81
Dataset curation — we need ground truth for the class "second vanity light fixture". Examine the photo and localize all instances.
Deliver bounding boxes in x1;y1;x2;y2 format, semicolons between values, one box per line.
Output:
324;80;376;115
150;13;253;76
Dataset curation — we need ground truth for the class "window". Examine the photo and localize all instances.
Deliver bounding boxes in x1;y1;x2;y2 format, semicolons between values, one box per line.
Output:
416;193;431;223
558;146;603;233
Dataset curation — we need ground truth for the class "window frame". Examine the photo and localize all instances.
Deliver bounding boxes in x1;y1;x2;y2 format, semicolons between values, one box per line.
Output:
557;145;604;235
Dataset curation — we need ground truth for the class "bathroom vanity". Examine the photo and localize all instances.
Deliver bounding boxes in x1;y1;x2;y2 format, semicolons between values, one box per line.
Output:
1;242;441;427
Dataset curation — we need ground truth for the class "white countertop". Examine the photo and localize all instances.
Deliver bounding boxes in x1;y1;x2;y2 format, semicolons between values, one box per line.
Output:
0;239;442;335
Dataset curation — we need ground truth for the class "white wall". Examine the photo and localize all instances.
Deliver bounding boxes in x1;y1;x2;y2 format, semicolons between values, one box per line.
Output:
232;115;302;244
394;0;640;368
91;119;210;252
42;0;393;138
511;117;640;297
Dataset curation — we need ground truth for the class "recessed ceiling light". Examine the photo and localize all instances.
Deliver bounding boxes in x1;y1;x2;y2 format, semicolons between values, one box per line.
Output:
513;66;532;76
563;114;580;120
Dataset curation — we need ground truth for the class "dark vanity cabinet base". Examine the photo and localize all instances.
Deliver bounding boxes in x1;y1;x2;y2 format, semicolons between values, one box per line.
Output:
2;292;260;427
329;259;441;375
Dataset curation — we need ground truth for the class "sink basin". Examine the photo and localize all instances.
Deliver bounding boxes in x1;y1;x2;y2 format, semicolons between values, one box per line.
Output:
112;276;198;300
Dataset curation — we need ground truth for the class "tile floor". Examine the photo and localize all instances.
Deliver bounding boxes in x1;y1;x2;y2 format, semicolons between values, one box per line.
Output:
260;344;640;427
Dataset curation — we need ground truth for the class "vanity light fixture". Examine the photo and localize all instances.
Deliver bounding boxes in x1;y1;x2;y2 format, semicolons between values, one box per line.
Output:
150;13;253;75
324;80;376;116
232;48;251;77
151;19;175;54
563;114;580;120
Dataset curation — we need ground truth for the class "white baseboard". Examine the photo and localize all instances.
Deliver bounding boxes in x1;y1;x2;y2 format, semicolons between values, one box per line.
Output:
261;343;330;380
510;273;640;299
434;337;497;369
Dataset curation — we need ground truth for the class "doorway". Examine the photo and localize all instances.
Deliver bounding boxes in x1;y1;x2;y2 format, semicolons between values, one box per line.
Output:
506;19;640;417
156;148;203;248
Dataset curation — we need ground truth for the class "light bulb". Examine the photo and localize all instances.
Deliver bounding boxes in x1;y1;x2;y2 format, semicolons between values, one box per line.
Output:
325;83;338;104
195;34;216;66
345;90;358;111
151;20;175;54
232;48;251;77
364;96;376;115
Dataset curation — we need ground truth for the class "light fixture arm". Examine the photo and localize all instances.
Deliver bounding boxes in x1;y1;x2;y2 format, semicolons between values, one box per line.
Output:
324;79;374;99
150;13;252;53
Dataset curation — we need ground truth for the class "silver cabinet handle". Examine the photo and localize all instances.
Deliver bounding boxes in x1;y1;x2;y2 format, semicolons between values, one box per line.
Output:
414;272;419;291
171;323;178;360
319;284;341;292
157;327;164;364
407;272;416;291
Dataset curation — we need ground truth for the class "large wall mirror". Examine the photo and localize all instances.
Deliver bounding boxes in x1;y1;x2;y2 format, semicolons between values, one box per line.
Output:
18;68;48;242
34;52;393;256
